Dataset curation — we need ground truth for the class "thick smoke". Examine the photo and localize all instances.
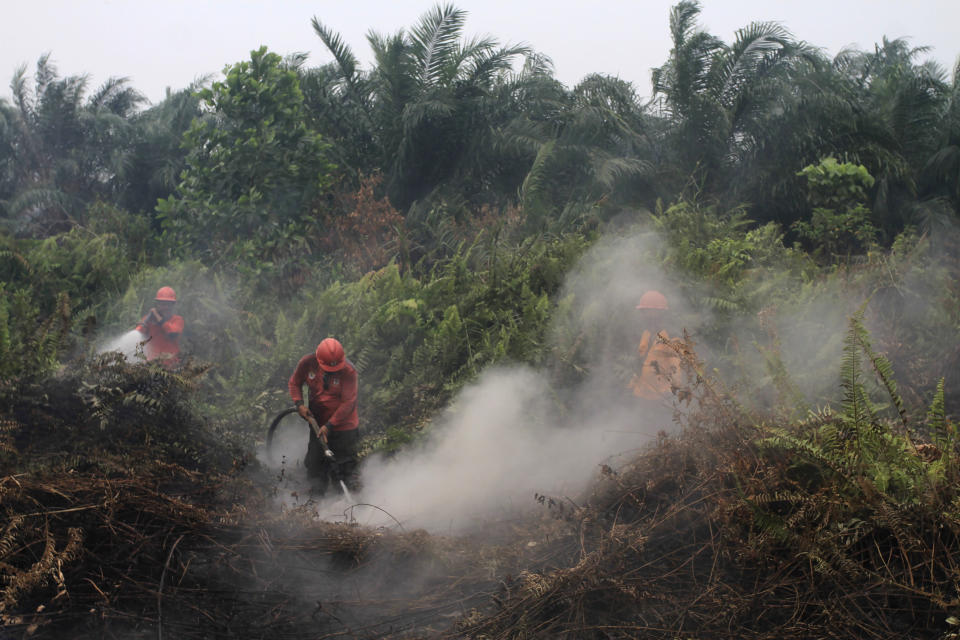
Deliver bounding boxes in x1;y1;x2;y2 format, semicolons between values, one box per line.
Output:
300;229;696;532
270;219;960;532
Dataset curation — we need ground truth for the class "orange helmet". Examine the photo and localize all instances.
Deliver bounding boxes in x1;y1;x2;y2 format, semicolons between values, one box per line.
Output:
316;338;346;372
155;286;177;302
636;290;668;310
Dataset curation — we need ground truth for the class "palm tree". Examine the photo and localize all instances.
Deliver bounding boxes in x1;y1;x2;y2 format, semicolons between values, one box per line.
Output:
831;38;949;234
119;84;207;217
650;1;819;203
309;4;533;209
300;20;378;183
0;54;145;234
922;58;960;210
498;71;655;230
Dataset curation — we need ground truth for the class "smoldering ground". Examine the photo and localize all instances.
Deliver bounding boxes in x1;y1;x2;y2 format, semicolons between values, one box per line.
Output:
297;229;702;533
107;222;957;638
245;225;694;636
297;221;960;534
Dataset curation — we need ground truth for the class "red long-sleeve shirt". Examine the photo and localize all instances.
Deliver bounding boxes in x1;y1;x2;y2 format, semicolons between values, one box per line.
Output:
288;354;359;431
135;314;184;364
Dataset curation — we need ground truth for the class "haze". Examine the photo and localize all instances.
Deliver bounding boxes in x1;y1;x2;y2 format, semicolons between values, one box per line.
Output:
2;1;958;105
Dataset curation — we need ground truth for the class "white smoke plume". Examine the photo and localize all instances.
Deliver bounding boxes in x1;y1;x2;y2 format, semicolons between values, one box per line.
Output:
268;220;960;533
311;229;694;532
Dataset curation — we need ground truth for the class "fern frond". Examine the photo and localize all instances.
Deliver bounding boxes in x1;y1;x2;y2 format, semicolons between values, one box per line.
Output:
0;249;32;275
854;311;908;429
929;378;949;447
840;311;875;464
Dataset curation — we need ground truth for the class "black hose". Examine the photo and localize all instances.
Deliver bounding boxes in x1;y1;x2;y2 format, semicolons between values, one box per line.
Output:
265;407;300;460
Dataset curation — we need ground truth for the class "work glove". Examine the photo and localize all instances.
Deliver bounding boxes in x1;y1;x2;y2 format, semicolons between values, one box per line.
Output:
147;308;163;324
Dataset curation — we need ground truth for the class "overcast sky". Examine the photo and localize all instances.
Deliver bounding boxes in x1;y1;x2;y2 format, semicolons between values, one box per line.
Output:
3;1;958;106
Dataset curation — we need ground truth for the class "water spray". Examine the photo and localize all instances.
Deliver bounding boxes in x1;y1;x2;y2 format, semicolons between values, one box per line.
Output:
101;329;145;360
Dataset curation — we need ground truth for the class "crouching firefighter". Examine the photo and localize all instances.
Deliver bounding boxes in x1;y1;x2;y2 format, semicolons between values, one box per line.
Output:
288;338;361;495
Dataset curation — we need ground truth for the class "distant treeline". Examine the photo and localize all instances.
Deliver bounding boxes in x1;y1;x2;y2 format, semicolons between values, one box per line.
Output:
1;1;958;438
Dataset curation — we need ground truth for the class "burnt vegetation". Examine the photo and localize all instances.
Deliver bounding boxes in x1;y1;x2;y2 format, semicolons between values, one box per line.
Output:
2;2;959;638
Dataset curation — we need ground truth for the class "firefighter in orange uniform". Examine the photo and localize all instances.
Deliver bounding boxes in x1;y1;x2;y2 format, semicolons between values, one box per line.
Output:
628;290;683;402
135;286;184;366
288;338;361;495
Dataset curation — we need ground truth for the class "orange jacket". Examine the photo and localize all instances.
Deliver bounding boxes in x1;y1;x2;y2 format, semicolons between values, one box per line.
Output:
629;330;681;399
135;314;184;364
288;354;359;431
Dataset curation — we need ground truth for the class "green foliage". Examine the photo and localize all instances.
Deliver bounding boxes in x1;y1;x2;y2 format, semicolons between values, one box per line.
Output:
792;158;880;259
311;4;545;210
159;46;334;261
0;55;146;235
762;311;935;506
307;237;575;433
0;0;955;480
651;1;818;199
0;286;70;388
651;197;811;313
798;157;876;209
20;228;135;307
169;230;590;441
0;12;958;637
0;220;147;394
84;201;152;263
924;379;958;486
119;85;205;216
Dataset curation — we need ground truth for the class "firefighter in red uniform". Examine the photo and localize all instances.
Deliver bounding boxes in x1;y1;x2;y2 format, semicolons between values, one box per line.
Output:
288;338;361;494
135;286;184;366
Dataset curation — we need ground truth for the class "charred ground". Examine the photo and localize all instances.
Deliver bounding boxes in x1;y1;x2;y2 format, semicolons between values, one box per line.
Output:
2;331;958;639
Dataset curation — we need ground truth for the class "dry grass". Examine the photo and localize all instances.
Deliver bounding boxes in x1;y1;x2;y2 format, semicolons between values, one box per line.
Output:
2;345;958;638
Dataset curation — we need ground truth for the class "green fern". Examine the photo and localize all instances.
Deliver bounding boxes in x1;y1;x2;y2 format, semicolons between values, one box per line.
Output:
929;378;949;447
756;336;809;419
852;309;909;429
759;312;935;506
927;378;957;488
840;311;875;469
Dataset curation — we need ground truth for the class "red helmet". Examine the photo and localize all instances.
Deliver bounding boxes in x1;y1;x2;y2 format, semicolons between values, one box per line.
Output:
315;338;346;372
636;290;668;310
155;286;177;302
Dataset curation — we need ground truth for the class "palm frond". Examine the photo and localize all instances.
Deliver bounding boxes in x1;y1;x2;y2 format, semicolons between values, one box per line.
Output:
367;30;416;120
401;94;455;129
520;139;556;209
840;310;874;444
855;309;909;428
494;117;551;155
409;4;467;89
668;0;703;48
7;186;70;219
465;45;531;88
88;77;145;116
312;17;361;83
589;153;652;189
10;64;32;119
928;378;949;447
